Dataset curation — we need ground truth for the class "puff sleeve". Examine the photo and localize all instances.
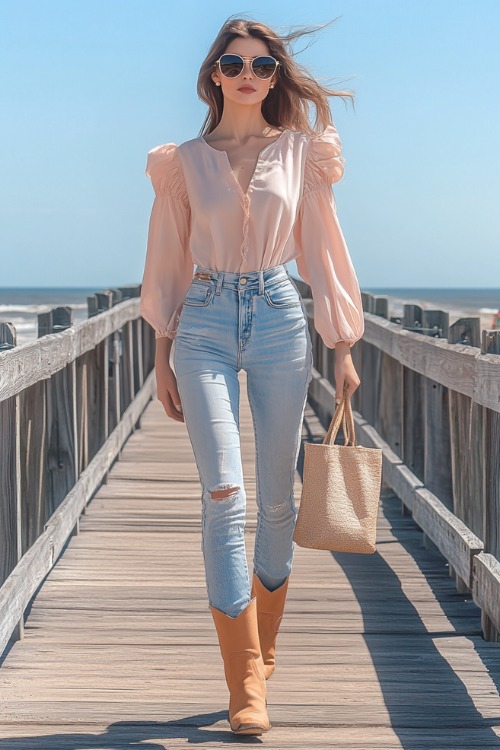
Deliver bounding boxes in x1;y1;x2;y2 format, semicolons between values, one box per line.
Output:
140;143;193;340
293;124;365;348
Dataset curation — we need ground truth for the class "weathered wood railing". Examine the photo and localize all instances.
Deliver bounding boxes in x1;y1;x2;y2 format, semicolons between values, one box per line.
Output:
1;278;499;659
294;278;500;641
0;285;157;656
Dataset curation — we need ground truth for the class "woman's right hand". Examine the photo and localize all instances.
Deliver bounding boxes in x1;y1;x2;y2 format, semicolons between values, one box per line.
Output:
155;338;184;422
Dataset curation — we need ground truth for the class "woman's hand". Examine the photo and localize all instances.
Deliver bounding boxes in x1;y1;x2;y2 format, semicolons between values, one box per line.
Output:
333;341;361;404
155;338;185;423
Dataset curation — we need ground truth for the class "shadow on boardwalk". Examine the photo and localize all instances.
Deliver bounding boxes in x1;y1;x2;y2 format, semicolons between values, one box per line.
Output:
333;492;500;749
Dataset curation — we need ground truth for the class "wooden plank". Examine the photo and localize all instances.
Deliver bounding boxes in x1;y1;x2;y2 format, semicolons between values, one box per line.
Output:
423;375;453;509
1;724;500;749
472;553;500;639
361;312;500;413
402;367;425;489
0;396;17;586
413;488;483;587
0;298;141;402
449;391;485;539
377;350;403;456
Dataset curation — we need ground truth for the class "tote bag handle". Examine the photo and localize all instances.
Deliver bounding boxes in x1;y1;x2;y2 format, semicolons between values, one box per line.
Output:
322;382;357;447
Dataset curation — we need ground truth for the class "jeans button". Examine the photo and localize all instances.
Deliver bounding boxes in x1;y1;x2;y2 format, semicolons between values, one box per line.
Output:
240;277;247;285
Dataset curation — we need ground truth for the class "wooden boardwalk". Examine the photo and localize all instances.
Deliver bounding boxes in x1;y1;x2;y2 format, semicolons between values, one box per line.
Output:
1;370;500;748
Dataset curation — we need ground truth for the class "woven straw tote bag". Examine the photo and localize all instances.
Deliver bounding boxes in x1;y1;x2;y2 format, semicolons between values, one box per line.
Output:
293;384;382;554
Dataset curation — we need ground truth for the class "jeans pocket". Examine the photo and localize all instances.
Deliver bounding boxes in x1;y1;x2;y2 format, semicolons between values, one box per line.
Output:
183;280;215;307
264;279;302;309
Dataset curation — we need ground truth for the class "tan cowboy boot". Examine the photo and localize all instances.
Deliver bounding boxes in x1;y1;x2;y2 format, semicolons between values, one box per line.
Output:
251;572;290;679
209;596;271;735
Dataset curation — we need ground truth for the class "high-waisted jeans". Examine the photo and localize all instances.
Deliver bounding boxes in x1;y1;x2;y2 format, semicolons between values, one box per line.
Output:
172;263;313;617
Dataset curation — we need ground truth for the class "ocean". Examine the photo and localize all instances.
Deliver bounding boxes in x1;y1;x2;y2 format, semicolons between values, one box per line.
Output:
0;285;499;347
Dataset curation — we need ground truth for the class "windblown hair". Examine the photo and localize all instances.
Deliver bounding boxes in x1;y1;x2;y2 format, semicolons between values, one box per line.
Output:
197;15;355;137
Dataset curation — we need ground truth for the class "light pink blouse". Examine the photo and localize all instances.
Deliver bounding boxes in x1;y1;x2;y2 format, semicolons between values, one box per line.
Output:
140;124;365;348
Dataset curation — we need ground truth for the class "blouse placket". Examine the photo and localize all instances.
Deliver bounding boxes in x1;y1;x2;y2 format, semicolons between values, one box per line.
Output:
140;126;366;349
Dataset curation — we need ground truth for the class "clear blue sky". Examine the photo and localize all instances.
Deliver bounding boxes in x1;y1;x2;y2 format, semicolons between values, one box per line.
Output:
1;0;499;288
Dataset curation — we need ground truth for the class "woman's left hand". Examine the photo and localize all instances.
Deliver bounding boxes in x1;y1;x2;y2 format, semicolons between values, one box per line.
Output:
333;342;361;404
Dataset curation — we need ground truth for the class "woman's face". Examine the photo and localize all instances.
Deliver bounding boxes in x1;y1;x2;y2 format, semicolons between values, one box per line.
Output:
211;37;278;106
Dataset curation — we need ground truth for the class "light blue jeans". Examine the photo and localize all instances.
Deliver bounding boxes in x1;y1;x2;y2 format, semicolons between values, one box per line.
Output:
172;263;313;617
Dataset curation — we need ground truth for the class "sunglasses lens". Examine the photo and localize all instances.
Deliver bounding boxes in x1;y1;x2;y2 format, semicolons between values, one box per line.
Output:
219;54;244;78
252;56;277;79
218;54;277;79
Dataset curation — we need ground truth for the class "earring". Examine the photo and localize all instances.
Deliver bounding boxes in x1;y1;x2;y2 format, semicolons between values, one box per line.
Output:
215;81;221;86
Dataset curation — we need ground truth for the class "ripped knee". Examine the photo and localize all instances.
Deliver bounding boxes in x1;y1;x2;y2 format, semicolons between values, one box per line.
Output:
209;483;240;501
269;501;287;512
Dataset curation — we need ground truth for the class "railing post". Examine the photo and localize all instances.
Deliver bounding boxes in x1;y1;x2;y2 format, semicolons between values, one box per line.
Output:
113;328;122;459
480;330;500;640
13;391;24;643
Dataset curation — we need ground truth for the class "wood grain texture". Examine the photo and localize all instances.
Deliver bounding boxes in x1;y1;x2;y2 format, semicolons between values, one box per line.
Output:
362;312;500;413
1;373;500;748
0;298;141;401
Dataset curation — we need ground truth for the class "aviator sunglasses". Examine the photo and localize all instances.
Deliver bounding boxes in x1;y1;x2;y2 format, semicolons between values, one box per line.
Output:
215;53;280;80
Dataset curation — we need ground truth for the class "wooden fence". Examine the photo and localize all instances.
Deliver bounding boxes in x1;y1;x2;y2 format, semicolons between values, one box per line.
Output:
294;278;500;641
0;285;156;656
0;278;499;660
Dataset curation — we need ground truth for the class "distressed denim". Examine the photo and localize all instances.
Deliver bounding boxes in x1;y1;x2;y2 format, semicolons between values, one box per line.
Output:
172;263;313;617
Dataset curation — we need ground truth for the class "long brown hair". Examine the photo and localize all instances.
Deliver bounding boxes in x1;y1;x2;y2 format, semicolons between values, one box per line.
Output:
197;15;355;137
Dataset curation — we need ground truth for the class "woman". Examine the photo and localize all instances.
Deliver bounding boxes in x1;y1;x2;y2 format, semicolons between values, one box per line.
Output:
140;16;364;736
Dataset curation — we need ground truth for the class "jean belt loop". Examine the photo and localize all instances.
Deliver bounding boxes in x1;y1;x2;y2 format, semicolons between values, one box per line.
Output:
216;271;223;295
259;269;264;295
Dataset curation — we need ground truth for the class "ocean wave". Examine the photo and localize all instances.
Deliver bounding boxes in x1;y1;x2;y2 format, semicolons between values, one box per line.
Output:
0;303;89;313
